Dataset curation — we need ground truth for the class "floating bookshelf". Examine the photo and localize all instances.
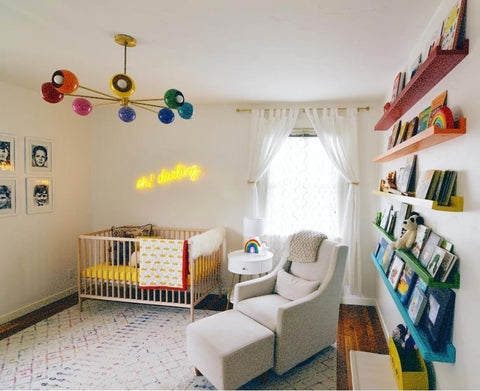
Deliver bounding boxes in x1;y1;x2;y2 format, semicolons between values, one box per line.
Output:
373;118;466;162
372;190;463;212
375;40;469;131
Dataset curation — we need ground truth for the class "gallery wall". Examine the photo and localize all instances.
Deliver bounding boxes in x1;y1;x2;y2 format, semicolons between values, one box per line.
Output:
0;82;92;323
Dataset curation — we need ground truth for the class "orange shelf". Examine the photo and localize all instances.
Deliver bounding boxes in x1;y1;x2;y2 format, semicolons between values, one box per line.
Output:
375;40;469;131
373;118;466;162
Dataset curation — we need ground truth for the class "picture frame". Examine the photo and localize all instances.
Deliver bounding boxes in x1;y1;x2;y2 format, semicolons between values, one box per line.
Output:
0;133;16;175
26;178;53;214
0;179;16;217
25;137;53;174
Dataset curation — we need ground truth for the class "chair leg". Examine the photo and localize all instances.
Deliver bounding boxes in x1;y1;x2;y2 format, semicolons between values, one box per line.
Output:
194;367;203;376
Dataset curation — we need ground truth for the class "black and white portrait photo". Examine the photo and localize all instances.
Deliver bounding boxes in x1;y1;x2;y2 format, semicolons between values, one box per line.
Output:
25;137;52;174
0;179;16;217
26;178;53;214
0;134;15;174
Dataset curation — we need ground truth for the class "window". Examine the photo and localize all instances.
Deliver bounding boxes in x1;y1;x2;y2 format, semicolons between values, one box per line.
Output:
266;132;338;237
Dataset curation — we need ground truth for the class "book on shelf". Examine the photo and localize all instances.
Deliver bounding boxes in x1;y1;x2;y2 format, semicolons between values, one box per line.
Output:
387;211;397;235
408;284;428;326
422;287;456;351
418;231;442;268
417;106;431;133
407;53;422;83
393;203;412;240
438;170;457;206
440;0;467;50
391;72;406;102
405;116;419;140
397;155;417;194
382;246;396;274
411;224;432;259
415;169;437;200
427;91;448;128
397;265;418;305
380;204;393;231
437;250;458;283
395;121;409;145
388;121;402;149
426;246;448;278
375;237;389;265
388;255;405;289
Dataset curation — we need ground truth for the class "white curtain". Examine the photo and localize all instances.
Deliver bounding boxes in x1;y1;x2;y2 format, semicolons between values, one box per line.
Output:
247;108;299;217
305;107;362;296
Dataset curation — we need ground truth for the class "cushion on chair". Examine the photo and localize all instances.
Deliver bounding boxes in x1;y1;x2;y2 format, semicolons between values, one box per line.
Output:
274;269;320;300
236;294;291;331
289;239;337;283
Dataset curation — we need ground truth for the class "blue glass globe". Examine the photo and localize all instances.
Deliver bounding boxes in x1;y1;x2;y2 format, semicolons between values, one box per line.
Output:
178;102;194;119
158;108;175;124
118;106;136;122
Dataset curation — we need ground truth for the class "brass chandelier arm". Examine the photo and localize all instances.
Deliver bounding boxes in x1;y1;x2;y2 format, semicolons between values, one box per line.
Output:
78;85;119;99
131;98;166;102
65;93;120;102
130;102;159;114
130;101;167;109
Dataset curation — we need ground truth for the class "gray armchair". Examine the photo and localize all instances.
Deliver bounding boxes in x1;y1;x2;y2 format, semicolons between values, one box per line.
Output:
233;238;348;375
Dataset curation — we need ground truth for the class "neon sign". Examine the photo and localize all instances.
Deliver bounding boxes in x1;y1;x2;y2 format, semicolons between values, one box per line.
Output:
136;164;203;189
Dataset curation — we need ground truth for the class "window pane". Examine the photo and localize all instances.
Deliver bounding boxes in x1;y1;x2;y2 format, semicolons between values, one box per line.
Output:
266;136;337;237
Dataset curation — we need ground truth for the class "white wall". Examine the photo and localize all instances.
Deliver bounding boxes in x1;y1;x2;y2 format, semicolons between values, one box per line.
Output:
0;82;92;323
372;0;480;388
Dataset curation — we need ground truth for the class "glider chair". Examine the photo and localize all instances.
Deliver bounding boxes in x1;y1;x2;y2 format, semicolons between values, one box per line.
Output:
233;235;348;375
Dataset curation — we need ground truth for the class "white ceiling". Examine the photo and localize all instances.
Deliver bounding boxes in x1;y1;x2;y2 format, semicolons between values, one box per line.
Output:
0;0;442;105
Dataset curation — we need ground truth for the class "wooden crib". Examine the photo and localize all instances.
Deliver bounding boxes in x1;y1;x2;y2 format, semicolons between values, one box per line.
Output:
77;226;224;321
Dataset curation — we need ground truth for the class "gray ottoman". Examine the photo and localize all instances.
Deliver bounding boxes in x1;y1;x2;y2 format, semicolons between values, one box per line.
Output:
186;309;274;390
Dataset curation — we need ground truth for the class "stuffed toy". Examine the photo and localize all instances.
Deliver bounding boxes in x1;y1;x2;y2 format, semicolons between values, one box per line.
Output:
392;324;416;353
391;212;423;250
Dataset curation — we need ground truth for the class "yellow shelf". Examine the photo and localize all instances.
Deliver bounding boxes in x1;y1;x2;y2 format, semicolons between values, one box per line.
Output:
372;190;463;212
373;118;466;163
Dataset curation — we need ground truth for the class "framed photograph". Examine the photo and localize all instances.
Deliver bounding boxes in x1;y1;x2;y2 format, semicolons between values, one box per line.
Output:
0;179;16;217
0;133;15;175
26;178;53;214
25;137;53;174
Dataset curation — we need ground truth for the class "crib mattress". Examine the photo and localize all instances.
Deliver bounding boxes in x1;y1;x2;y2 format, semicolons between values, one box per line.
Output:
82;261;216;285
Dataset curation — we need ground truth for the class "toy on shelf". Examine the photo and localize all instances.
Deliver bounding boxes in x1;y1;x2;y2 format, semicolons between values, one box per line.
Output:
391;212;423;250
244;238;261;253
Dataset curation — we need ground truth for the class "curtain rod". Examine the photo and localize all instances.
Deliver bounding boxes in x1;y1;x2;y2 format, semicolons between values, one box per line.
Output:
236;106;369;113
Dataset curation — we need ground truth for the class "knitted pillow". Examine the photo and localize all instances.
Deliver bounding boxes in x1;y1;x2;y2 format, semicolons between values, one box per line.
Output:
288;230;327;263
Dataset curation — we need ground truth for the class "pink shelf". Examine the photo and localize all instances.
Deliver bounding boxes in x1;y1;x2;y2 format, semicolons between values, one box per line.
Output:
375;40;469;131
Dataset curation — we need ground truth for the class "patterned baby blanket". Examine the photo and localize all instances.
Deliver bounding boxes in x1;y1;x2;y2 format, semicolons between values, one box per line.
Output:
138;238;188;290
288;230;327;263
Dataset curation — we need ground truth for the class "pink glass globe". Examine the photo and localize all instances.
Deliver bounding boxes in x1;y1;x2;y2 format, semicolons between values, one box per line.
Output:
72;98;93;116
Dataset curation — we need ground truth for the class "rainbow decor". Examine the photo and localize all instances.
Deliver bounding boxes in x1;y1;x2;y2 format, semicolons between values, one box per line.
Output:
432;106;454;129
244;238;261;254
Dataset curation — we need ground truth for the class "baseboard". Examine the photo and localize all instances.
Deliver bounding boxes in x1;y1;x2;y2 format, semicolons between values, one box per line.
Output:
0;286;77;325
341;294;377;306
373;298;391;341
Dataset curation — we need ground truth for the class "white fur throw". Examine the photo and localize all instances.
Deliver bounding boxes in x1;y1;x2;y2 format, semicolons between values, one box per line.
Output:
188;227;225;260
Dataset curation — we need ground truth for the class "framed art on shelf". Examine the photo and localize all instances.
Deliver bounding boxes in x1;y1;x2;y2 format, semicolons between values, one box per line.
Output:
26;178;53;214
25;137;53;174
0;179;16;217
0;133;15;175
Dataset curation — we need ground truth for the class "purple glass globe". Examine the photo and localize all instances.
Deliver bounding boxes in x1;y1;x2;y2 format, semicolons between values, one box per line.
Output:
118;106;136;122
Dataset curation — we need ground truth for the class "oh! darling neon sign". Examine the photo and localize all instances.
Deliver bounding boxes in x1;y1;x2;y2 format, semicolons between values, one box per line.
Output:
136;164;203;189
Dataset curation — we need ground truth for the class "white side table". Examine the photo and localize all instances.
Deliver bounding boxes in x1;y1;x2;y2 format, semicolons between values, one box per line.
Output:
226;249;273;309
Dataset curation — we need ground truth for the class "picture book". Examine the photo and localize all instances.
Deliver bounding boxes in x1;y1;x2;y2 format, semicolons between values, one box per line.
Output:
438;171;457;206
411;224;432;259
437;251;458;283
426;246;448;278
397;155;417;194
391;72;402;102
386;211;397;236
388;121;402;149
395;121;409;145
441;0;467;50
415;169;436;199
380;204;393;231
408;285;427;326
382;246;395;274
393;203;412;240
405;116;419;140
397;265;418;304
388;255;405;289
417;106;431;133
423;287;456;351
375;237;389;265
426;170;442;200
418;231;442;268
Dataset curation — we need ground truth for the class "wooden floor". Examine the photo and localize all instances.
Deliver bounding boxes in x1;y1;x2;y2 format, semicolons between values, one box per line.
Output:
0;295;388;390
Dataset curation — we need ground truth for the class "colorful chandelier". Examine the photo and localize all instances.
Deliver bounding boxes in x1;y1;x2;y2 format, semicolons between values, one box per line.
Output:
41;34;193;124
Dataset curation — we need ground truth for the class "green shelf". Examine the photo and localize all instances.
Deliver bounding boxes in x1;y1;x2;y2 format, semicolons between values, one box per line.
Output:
370;253;456;363
372;223;460;289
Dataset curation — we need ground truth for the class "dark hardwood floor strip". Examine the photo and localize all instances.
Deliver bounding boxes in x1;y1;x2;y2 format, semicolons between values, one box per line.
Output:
0;296;387;391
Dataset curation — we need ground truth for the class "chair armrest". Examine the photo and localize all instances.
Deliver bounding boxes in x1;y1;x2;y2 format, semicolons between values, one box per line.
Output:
233;272;277;305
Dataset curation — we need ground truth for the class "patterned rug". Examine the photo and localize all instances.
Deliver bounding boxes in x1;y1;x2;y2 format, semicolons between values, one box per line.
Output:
0;300;337;390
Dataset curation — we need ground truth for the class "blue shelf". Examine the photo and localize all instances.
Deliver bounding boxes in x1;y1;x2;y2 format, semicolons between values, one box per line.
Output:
371;253;456;363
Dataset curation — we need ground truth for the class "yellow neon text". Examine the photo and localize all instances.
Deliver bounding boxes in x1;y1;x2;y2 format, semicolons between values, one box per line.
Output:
136;164;203;190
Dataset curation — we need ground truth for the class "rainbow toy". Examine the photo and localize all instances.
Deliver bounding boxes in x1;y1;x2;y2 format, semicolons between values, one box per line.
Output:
244;238;261;254
432;106;454;129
